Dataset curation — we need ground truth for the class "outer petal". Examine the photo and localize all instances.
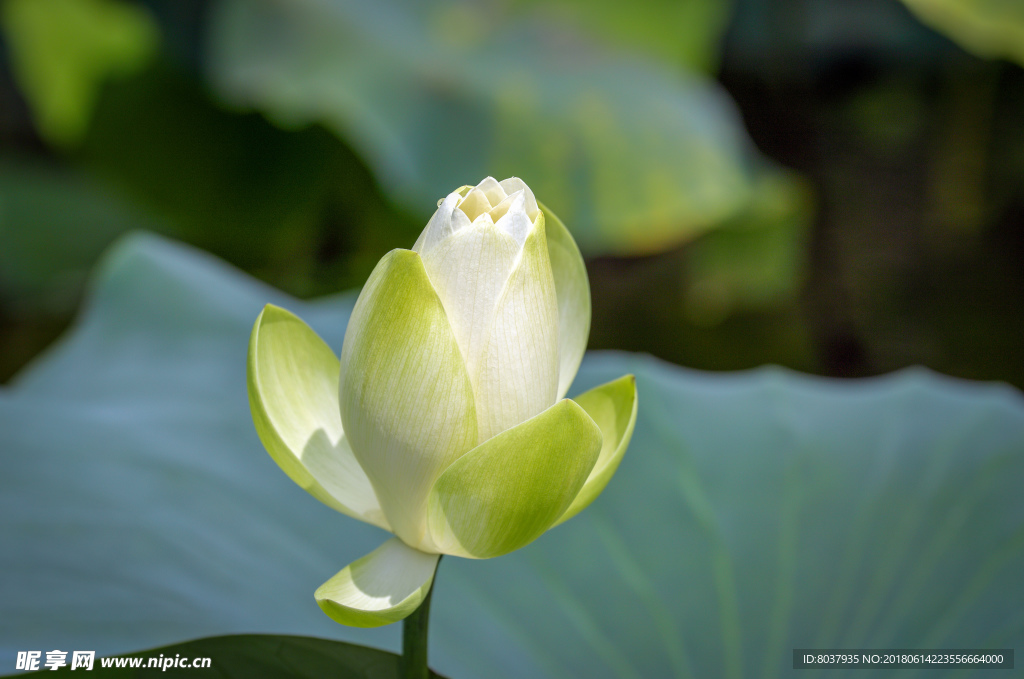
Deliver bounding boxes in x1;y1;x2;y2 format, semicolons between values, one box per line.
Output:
553;375;638;527
413;191;465;255
417;220;519;394
541;201;591;400
315;538;439;628
339;249;478;550
427;399;602;559
247;305;388;530
473;215;561;441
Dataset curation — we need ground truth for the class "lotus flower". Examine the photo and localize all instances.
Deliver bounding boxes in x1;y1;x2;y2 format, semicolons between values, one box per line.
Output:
247;177;637;627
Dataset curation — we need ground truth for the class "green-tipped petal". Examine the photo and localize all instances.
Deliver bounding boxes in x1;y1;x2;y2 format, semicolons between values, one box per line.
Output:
554;375;638;527
473;217;561;441
542;202;591;400
315;538;439;628
340;249;478;550
428;399;602;559
247;305;387;530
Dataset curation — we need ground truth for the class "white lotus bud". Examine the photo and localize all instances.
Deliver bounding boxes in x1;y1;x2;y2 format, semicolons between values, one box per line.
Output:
247;177;637;628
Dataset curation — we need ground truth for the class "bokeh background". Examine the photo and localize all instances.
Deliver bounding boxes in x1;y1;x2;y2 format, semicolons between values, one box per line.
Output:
1;0;1021;389
3;2;1024;677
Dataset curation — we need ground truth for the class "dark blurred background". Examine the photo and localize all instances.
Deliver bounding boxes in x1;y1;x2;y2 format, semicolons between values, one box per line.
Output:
1;0;1021;387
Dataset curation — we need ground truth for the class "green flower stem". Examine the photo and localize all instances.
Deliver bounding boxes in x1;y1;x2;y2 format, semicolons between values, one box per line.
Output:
401;560;439;679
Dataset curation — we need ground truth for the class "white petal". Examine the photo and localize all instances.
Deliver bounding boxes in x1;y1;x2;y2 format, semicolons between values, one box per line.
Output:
473;215;560;440
473;176;506;205
492;191;531;245
301;432;390;529
413;191;464;255
472;211;495;227
247;305;388;529
340;250;478;548
450;204;472;232
315;538;440;627
487;189;522;222
456;188;492;222
543;205;591;399
499;177;539;219
419;220;520;383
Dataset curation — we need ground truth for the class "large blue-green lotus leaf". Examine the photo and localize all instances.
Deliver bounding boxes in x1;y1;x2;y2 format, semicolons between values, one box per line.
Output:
2;233;1022;677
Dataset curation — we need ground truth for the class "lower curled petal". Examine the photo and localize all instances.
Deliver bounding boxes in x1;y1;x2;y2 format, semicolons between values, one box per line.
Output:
553;375;638;527
427;399;602;559
314;538;440;628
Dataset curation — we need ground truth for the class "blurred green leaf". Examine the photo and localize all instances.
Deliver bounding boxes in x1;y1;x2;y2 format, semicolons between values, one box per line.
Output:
901;0;1024;66
683;167;813;326
2;233;1022;677
724;0;953;74
206;0;754;255
80;66;424;296
0;158;168;314
0;635;445;677
0;0;159;146
511;0;733;72
81;67;334;273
